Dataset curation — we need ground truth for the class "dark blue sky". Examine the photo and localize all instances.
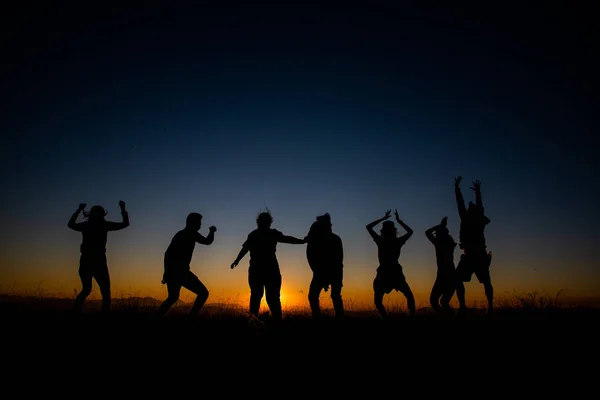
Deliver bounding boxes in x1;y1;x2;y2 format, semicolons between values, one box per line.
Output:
1;2;598;302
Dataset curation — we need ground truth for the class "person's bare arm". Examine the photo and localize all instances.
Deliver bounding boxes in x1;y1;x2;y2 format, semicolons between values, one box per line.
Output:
455;176;466;219
231;247;248;269
279;234;306;244
366;210;391;241
197;226;216;245
231;235;251;269
68;203;87;231
425;225;437;245
106;200;130;231
395;210;413;240
471;180;483;208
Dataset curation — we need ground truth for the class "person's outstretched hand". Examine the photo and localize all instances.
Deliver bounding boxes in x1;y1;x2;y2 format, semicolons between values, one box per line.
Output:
470;180;481;192
119;200;126;211
209;226;217;232
78;203;86;211
441;216;448;226
383;209;392;219
230;260;238;269
395;209;400;221
455;176;462;187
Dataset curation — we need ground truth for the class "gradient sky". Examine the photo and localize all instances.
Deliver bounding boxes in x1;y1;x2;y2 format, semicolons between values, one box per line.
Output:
1;2;598;308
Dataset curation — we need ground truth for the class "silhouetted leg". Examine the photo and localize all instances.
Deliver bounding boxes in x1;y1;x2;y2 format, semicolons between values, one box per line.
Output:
93;260;111;313
483;281;494;312
440;280;455;312
265;272;282;321
456;281;467;310
455;255;470;310
74;258;93;312
158;280;182;316
475;268;494;312
397;278;416;317
182;271;209;315
478;253;494;313
373;278;387;319
430;279;444;314
248;270;265;317
330;279;344;318
308;275;323;319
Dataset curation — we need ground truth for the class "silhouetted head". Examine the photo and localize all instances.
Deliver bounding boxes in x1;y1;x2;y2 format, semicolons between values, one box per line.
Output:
257;211;273;229
316;213;332;234
83;205;107;222
380;221;397;238
467;201;483;218
186;212;202;231
435;225;449;238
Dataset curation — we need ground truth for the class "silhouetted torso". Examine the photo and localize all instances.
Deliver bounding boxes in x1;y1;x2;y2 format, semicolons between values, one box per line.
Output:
243;228;283;269
165;228;203;268
78;221;110;254
433;235;457;273
306;231;343;273
459;211;490;250
373;236;406;266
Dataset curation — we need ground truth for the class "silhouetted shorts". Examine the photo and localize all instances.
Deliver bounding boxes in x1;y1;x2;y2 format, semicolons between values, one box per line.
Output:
456;250;492;283
373;264;410;295
79;253;110;286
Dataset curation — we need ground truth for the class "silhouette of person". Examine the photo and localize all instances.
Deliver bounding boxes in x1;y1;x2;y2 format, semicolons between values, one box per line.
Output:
304;213;344;319
454;176;494;313
158;213;216;316
366;209;416;318
67;201;130;313
230;210;306;321
425;216;457;315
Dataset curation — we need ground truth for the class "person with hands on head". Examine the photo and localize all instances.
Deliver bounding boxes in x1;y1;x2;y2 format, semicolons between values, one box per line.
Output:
68;200;130;313
366;209;416;318
158;212;216;316
425;216;457;315
304;213;345;319
230;210;306;322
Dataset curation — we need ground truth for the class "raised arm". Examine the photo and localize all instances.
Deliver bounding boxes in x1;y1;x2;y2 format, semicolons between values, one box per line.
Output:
106;200;130;231
425;225;437;245
425;216;447;245
197;226;216;245
455;176;466;219
395;211;413;241
471;180;483;208
366;210;391;241
68;203;87;231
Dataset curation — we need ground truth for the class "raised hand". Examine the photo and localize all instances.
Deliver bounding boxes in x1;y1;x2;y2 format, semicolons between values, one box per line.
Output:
209;226;217;232
383;209;392;219
394;209;400;221
441;216;448;226
455;176;462;187
470;180;481;192
119;200;126;210
78;203;87;211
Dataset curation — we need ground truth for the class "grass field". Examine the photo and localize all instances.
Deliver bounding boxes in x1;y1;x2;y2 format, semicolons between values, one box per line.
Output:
2;291;595;391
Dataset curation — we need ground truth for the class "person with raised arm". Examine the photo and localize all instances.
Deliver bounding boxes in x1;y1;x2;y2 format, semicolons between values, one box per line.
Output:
425;216;457;315
68;200;130;313
454;176;494;314
366;209;415;318
158;212;216;316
